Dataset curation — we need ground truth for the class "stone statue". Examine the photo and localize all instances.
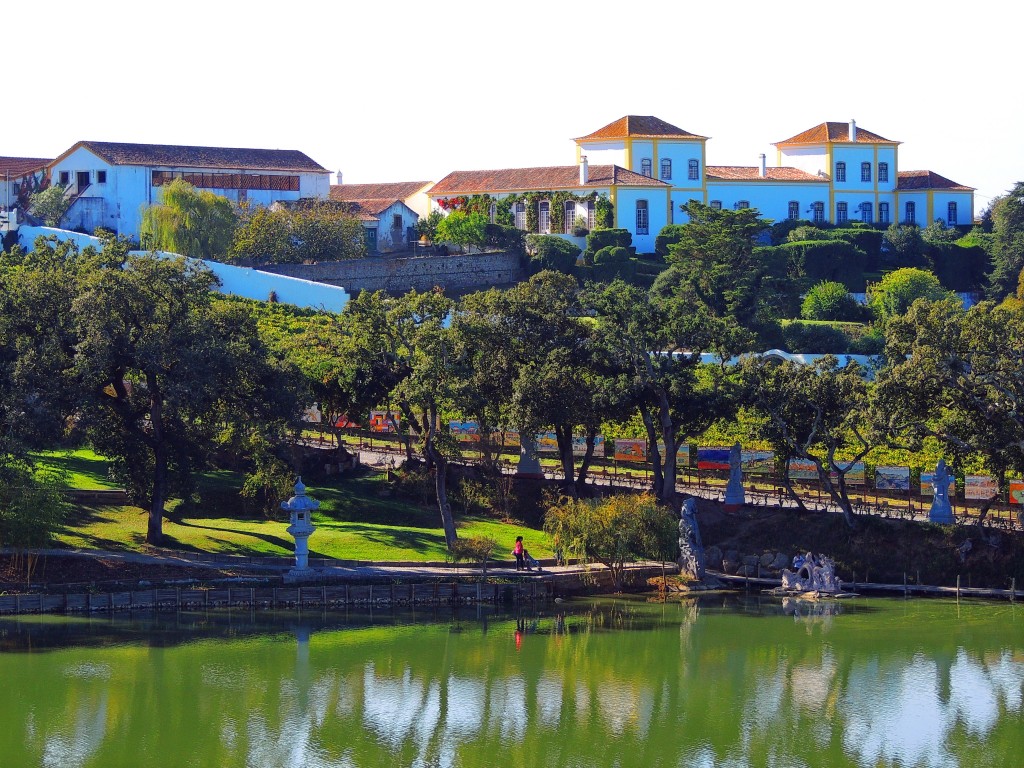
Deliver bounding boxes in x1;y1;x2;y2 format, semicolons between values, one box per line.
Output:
780;552;842;594
723;441;745;510
929;459;955;524
677;497;705;580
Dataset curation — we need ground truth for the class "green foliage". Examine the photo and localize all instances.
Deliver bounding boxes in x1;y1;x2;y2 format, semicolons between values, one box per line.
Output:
484;223;526;256
526;234;580;273
922;219;961;245
832;228;884;270
28;185;71;227
447;535;499;570
654;224;688;257
140;179;237;260
868;267;951;324
770;219;816;244
777;239;867;291
415;210;444;242
882;224;926;269
543;492;677;589
593;245;630;265
0;463;70;549
801;280;862;321
787;225;831;242
583;228;633;262
436;210;487;251
781;320;852;353
984;182;1024;300
928;242;989;291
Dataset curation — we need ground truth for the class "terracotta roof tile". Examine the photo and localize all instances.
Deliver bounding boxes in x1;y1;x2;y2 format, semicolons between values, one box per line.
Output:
429;164;666;195
774;122;894;146
345;198;403;216
330;181;431;202
706;166;827;182
0;156;52;176
897;170;974;191
69;141;327;172
576;116;706;142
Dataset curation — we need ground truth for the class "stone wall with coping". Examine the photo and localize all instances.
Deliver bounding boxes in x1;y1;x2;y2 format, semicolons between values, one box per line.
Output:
257;251;525;294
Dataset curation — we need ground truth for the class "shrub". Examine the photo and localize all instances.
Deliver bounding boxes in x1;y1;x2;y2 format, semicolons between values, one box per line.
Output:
778;240;867;291
526;234;580;273
868;267;950;323
787;225;831;242
801;280;863;321
654;224;688;257
448;536;500;572
485;223;525;256
781;321;851;354
593;245;630;265
583;228;633;262
928;242;990;291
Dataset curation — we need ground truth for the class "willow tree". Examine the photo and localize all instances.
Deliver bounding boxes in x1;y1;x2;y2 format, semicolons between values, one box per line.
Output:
140;179;236;259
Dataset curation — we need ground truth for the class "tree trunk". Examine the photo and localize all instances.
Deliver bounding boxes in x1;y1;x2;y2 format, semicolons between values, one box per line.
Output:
425;404;458;549
656;388;677;503
554;424;577;496
147;386;166;546
575;429;597;494
639;405;664;497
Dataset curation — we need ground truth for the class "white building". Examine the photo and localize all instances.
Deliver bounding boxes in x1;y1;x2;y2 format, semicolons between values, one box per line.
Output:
48;141;331;239
1;155;52;226
330;179;433;219
428;116;975;254
336;197;420;254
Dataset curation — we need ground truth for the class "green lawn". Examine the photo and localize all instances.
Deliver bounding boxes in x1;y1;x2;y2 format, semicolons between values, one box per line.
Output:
30;448;120;490
54;467;551;562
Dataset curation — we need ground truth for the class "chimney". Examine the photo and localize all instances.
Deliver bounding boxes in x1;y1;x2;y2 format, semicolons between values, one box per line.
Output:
580;155;589;185
849;119;857;142
336;170;343;185
759;154;766;178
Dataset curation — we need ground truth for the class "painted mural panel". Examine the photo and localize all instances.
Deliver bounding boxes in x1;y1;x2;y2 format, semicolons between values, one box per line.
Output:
697;447;731;471
788;459;819;481
742;450;775;475
614;439;647;463
832;461;866;485
369;411;399;433
655;443;691;466
449;420;480;443
875;466;911;491
572;435;606;456
1009;480;1024;505
964;475;998;500
921;472;956;496
536;432;559;453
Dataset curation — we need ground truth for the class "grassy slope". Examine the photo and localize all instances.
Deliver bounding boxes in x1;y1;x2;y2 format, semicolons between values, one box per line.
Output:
47;457;552;561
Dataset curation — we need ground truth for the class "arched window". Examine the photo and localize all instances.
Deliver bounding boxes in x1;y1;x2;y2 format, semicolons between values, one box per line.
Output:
860;202;872;222
905;201;916;224
878;162;889;183
640;158;652;177
489;202;497;224
586;200;596;229
947;202;958;225
835;162;846;182
538;200;550;233
688;159;699;181
879;202;890;224
812;202;824;223
734;200;750;210
788;201;799;220
514;201;526;230
635;199;649;235
836;201;848;223
660;158;672;180
861;162;871;182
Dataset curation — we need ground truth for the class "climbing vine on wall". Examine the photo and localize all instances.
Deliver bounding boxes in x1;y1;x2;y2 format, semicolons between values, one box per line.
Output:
434;191;613;234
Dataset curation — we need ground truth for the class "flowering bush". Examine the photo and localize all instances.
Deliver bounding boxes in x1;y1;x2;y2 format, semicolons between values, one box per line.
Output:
436;196;467;211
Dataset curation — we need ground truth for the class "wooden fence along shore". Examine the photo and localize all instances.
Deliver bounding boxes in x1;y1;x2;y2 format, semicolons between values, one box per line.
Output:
0;581;551;616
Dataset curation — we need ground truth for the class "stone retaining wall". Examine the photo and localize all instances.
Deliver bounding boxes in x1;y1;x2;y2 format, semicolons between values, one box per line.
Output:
257;251;525;294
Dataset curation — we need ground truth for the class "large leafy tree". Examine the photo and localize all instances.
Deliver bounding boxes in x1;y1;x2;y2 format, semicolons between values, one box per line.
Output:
868;267;950;324
140;179;237;259
231;201;366;264
984;181;1024;300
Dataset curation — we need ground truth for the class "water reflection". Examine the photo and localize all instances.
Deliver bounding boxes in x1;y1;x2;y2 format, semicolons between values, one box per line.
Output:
0;598;1021;767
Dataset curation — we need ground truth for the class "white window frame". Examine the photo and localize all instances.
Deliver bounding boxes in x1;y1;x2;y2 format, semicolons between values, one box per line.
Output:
586;200;595;230
538;200;550;234
878;162;889;183
861;162;871;183
635;199;649;235
564;200;575;234
688;159;699;181
640;158;652;178
734;200;750;211
836;201;848;223
660;158;672;181
514;201;526;230
879;202;889;224
812;202;824;223
788;201;799;220
835;162;846;182
947;202;957;225
860;202;872;222
905;201;916;224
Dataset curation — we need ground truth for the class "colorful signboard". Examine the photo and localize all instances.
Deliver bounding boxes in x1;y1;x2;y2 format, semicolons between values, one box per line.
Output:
921;472;956;497
1009;480;1024;506
788;459;819;481
742;450;775;475
655;443;691;467
614;438;647;463
832;461;866;486
964;475;998;501
335;415;360;429
535;431;559;453
697;447;732;471
369;410;399;433
449;420;480;443
875;466;911;491
572;435;606;456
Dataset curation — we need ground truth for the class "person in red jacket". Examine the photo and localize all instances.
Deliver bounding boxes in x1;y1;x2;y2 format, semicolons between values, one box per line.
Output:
512;536;525;570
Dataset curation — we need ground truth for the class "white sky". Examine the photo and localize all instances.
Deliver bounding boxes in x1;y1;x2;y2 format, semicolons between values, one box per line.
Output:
7;0;1020;216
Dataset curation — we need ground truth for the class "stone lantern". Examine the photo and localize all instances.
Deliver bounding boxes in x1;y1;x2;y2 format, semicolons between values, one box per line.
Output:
282;477;318;571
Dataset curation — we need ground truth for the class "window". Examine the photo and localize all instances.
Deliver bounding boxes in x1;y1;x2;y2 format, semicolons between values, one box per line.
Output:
150;170;299;191
905;201;916;224
514;201;526;230
489;203;497;224
710;200;722;210
660;158;672;180
564;200;575;234
734;200;749;210
392;214;402;230
538;200;550;233
859;202;872;222
836;201;848;223
812;202;824;223
788;201;800;220
58;171;70;185
879;202;889;224
640;158;652;177
668;201;674;226
688;159;699;181
878;162;888;183
948;202;958;225
635;200;649;235
586;200;596;229
97;170;107;184
861;162;871;183
835;162;846;182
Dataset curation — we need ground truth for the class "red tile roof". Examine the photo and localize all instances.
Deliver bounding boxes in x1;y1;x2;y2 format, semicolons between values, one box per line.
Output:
897;170;974;191
59;141;327;172
429;164;666;195
576;116;706;142
330;181;431;202
346;198;404;216
0;156;52;177
706;166;827;182
774;122;895;146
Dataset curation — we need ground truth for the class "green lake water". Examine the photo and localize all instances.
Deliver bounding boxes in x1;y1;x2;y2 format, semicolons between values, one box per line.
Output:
0;595;1021;767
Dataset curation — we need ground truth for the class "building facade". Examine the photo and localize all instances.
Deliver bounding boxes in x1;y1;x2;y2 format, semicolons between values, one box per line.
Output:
48;141;331;239
428;116;975;254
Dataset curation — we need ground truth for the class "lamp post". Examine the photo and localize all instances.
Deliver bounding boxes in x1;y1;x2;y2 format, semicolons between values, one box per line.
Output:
282;477;318;573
